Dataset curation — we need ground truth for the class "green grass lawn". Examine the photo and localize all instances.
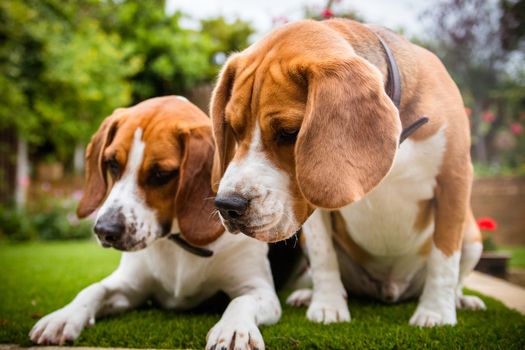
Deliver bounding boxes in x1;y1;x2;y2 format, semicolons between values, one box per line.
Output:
1;240;525;349
501;245;525;269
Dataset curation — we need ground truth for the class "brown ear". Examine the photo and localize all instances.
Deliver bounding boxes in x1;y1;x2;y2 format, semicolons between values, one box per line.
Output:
295;56;401;209
76;116;118;218
175;127;224;246
210;56;238;192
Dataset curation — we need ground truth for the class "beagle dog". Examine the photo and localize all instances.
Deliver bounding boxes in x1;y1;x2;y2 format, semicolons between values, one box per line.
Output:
29;96;281;349
211;19;486;327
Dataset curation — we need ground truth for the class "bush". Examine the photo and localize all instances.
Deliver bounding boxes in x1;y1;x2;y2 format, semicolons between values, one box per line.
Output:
0;206;37;241
0;199;93;241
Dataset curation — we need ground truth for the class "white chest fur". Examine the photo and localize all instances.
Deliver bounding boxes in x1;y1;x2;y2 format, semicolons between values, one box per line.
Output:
338;128;446;278
124;230;268;309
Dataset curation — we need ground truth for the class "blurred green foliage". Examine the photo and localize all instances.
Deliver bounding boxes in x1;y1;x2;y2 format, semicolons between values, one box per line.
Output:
0;0;253;162
419;0;525;170
0;198;93;241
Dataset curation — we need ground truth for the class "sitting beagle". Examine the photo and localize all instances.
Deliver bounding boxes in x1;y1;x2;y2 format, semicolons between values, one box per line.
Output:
29;96;281;349
211;19;486;327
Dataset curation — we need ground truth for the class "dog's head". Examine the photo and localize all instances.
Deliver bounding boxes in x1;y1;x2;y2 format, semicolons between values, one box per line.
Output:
77;96;223;251
211;20;401;242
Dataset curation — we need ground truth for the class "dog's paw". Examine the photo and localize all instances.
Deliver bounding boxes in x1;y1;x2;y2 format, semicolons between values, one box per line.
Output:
206;320;264;350
29;307;92;345
456;295;486;310
409;305;456;327
306;291;350;324
286;288;313;307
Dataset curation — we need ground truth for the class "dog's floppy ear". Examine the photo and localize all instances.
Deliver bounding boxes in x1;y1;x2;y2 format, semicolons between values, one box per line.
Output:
175;127;224;246
210;55;238;192
77;115;119;218
295;55;401;209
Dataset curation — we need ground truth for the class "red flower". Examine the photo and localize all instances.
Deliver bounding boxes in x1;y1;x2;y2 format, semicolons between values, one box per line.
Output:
321;8;334;18
482;110;496;123
510;122;523;135
477;217;497;231
464;107;472;117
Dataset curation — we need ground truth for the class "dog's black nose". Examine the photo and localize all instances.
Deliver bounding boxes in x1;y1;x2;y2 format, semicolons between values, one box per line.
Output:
215;194;249;220
94;220;124;243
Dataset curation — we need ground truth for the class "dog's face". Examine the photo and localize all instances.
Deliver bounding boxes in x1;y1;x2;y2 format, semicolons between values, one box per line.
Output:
77;97;223;251
211;21;402;242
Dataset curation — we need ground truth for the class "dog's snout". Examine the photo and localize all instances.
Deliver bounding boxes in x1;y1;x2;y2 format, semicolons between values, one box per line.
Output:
215;194;249;220
94;221;125;242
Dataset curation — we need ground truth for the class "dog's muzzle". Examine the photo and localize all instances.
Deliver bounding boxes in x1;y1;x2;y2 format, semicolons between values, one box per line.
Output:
94;210;126;247
214;193;251;233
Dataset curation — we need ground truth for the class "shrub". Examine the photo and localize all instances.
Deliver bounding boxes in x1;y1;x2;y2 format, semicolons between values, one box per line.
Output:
0;199;93;241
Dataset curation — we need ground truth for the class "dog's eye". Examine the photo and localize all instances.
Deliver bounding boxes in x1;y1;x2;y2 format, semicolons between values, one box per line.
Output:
148;169;179;187
276;128;299;144
106;159;120;178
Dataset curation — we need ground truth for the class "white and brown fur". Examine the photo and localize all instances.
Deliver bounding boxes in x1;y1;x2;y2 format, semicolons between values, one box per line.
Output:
29;96;280;349
211;19;485;327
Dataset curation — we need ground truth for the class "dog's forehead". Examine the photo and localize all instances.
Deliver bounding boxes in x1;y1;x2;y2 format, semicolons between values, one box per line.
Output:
105;108;188;167
226;57;307;145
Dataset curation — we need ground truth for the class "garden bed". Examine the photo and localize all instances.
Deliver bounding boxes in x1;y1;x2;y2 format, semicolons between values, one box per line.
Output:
1;241;524;349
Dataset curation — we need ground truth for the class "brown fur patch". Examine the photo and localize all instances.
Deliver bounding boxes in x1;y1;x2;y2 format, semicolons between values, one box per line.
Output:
330;211;370;265
413;199;435;233
418;236;433;256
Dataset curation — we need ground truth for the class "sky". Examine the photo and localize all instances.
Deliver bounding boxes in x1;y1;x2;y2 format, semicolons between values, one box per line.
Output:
166;0;430;39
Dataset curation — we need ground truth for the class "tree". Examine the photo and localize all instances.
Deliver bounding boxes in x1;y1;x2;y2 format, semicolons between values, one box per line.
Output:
0;0;138;159
201;16;255;78
95;0;215;102
421;0;525;167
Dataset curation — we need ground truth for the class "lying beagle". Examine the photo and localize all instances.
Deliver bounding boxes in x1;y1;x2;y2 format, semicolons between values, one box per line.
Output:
29;96;281;349
211;19;486;327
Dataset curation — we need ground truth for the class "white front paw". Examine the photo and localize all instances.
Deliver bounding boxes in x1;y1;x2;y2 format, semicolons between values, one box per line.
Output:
306;291;350;324
456;295;486;310
206;319;264;350
29;307;92;345
409;304;456;327
286;288;313;307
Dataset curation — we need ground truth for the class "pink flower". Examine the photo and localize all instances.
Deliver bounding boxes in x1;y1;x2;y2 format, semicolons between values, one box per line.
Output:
321;8;334;18
72;190;83;201
477;217;497;231
19;176;30;188
510;122;523;135
482;110;496;123
464;107;472;117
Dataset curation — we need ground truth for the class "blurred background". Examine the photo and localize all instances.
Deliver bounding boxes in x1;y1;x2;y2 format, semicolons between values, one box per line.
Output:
0;0;524;282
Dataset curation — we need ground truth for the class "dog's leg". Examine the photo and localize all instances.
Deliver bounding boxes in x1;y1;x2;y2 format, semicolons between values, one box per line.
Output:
206;243;281;350
410;158;473;327
289;209;350;324
29;254;150;345
456;213;486;310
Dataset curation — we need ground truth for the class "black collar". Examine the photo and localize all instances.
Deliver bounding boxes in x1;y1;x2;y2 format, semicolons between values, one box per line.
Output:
373;31;428;144
168;232;214;258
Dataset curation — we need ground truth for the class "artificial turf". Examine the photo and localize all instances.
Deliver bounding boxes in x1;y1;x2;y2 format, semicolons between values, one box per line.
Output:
1;240;524;349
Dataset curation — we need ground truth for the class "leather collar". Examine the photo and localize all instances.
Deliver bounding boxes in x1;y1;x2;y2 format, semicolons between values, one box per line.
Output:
373;30;428;144
168;232;214;257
